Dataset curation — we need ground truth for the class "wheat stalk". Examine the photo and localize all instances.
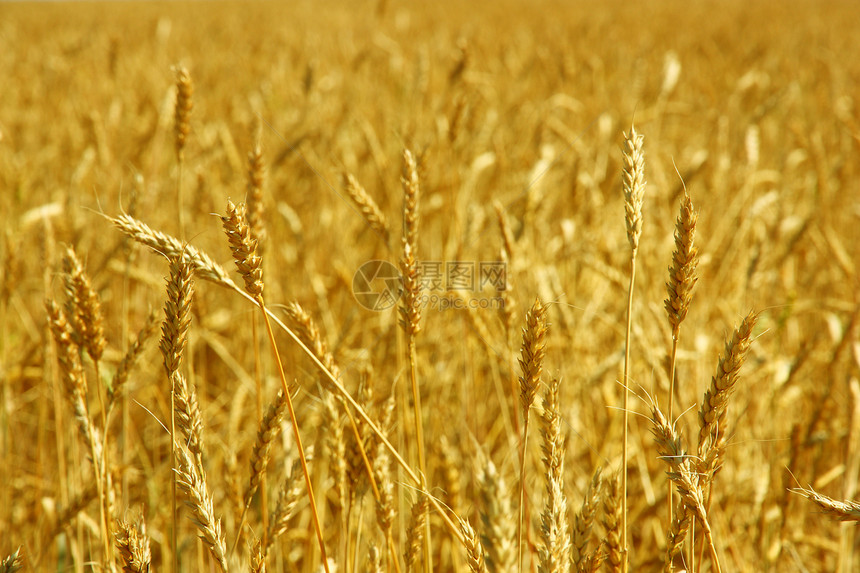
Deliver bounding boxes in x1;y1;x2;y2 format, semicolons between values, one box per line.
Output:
620;124;645;573
517;297;548;572
221;200;330;573
664;190;699;530
399;148;431;573
650;402;722;573
159;253;194;573
45;298;110;566
110;211;468;549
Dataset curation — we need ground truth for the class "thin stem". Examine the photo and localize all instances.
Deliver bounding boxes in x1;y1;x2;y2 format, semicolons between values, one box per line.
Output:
252;315;268;543
177;159;185;241
407;336;432;573
667;334;679;534
229;282;466;546
258;294;330;573
517;415;531;573
93;360;112;571
621;258;637;573
701;519;722;573
171;372;178;573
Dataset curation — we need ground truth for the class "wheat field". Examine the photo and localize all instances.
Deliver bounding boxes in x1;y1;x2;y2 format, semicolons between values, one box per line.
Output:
1;1;859;572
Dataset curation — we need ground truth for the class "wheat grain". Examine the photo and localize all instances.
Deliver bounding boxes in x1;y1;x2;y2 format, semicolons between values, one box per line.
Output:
173;372;205;461
109;214;236;288
518;298;548;416
0;547;23;573
221;201;264;297
572;469;602;572
175;444;230;572
108;308;160;413
62;246;106;363
538;376;571;573
266;455;306;551
478;460;516;573
622;127;645;256
174;65;193;161
791;486;860;523
245;389;287;509
246;142;267;253
343;172;390;245
698;311;759;478
602;472;623;573
459;517;488;573
404;494;429;572
665;192;699;335
114;515;152;573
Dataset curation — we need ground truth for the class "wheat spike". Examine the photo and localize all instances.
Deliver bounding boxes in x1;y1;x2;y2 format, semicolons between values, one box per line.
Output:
622;126;645;255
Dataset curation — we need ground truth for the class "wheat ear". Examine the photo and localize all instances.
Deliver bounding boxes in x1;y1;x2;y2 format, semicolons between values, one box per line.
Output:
265;455;306;554
175;444;229;572
478;459;516;573
343;171;391;246
61;246;112;563
45;299;109;567
791;486;860;522
399;148;431;573
286;301;390;555
494;201;520;439
572;469;603;572
517;298;548;573
110;212;468;549
697;311;759;480
650;402;722;573
245;136;269;536
0;547;23;573
538;376;571;573
221;200;330;573
108;308;160;420
459;518;488;573
115;515;152;573
173;65;193;238
602;472;623;573
404;494;429;573
664;190;698;529
620;125;645;573
159;253;194;573
233;388;287;553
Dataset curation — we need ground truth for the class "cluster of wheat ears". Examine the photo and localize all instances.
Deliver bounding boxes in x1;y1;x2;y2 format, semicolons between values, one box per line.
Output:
2;2;860;572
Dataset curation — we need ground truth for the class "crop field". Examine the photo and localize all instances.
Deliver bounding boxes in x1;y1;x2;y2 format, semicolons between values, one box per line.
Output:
1;1;859;571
